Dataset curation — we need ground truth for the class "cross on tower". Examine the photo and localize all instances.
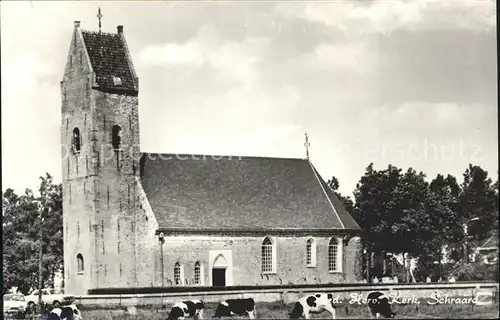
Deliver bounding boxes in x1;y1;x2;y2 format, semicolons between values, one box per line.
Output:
304;133;311;159
97;7;103;33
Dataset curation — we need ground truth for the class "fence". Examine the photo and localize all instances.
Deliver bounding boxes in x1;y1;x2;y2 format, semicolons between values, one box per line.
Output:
74;282;499;308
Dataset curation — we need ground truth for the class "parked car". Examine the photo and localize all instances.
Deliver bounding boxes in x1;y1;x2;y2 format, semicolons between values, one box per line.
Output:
24;288;75;309
3;293;28;315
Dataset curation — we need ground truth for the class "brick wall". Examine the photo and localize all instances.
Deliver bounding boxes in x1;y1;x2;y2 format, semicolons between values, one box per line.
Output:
61;25;97;295
62;25;143;295
91;89;140;290
346;237;363;282
134;177;160;287
154;234;360;287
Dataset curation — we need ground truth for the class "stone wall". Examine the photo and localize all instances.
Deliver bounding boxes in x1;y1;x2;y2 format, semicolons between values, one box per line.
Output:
156;234;356;287
91;89;140;290
74;283;499;307
134;177;160;288
62;23;143;295
346;237;363;282
61;24;98;295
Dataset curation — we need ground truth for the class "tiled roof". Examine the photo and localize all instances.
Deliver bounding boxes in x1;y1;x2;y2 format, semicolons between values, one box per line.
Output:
311;165;361;230
81;31;137;94
139;153;361;232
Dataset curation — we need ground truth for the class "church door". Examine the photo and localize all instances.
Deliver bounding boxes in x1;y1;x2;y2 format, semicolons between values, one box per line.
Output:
212;268;226;287
212;254;228;287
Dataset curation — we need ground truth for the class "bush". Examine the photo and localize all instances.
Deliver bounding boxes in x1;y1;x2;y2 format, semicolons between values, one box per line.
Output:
451;261;499;281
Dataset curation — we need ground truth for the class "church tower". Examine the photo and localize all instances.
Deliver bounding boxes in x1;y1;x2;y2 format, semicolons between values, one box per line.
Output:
61;20;141;294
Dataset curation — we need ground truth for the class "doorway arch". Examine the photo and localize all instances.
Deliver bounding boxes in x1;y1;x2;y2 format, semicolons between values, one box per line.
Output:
209;250;233;287
212;254;227;287
213;254;228;268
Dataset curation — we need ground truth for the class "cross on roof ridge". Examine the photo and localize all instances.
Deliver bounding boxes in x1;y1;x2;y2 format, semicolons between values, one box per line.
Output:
97;7;103;33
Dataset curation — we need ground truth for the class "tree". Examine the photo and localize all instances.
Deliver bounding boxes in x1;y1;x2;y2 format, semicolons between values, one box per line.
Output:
391;168;430;256
2;173;63;294
3;188;39;294
351;164;402;280
459;165;497;251
38;173;64;289
344;162;498;282
411;174;464;279
493;177;499;231
327;176;354;214
353;163;405;255
352;164;443;281
427;174;463;262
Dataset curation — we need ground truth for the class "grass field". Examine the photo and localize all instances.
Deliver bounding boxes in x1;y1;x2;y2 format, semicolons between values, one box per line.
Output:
74;300;499;320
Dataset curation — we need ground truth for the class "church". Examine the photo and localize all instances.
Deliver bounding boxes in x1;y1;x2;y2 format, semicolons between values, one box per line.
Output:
61;20;362;295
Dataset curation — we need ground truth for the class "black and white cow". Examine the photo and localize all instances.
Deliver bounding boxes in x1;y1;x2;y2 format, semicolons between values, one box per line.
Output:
166;300;204;320
47;304;83;320
366;291;396;319
213;298;256;319
289;293;337;319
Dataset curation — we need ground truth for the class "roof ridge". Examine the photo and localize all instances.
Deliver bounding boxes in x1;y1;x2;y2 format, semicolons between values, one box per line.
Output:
80;30;118;36
307;161;346;229
141;152;308;161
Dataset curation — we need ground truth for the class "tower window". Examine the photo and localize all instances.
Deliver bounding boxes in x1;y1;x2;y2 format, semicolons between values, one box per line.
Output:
76;254;84;274
112;125;122;150
72;128;81;153
113;76;122;86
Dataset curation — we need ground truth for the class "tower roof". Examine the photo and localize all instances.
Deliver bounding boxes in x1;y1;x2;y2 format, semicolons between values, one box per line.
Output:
80;27;138;94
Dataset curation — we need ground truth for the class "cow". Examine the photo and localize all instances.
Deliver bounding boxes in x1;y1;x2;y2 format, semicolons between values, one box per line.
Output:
213;298;256;319
366;291;396;319
289;293;337;319
166;300;204;320
47;304;83;320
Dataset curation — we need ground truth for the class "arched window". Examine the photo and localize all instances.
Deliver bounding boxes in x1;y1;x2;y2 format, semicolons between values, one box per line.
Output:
306;238;317;267
72;128;81;152
328;238;341;272
112;125;122;150
306;239;312;265
76;254;84;274
194;261;203;285
174;262;184;286
261;236;276;274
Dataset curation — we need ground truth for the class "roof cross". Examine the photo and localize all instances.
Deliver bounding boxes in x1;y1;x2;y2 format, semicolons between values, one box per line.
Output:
97;7;103;33
304;133;311;160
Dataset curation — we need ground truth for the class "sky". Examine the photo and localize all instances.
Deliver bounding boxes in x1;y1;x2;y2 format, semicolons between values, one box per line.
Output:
1;0;498;197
